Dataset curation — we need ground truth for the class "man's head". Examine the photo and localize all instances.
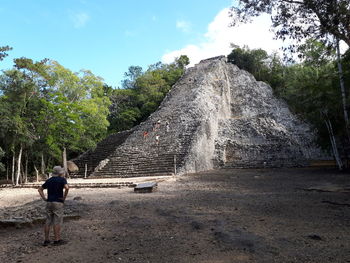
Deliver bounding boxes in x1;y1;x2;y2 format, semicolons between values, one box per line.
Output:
52;166;65;177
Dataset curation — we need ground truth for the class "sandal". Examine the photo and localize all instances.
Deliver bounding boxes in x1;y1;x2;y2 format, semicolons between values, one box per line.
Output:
43;240;50;246
53;240;67;246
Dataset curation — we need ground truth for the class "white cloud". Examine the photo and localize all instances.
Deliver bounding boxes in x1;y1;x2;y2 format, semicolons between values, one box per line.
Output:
176;20;192;33
70;11;90;28
162;8;285;66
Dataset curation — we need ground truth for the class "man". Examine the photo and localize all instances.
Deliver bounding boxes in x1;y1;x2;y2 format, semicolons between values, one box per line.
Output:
38;165;69;246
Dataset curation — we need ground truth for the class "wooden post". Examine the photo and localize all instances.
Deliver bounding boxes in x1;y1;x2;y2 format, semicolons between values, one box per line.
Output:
84;163;87;179
174;155;176;175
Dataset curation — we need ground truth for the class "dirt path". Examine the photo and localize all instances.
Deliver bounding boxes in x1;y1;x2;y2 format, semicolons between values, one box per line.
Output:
0;168;349;263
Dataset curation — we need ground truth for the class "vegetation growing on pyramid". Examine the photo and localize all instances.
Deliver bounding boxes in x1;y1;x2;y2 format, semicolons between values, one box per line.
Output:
107;55;189;133
228;41;350;159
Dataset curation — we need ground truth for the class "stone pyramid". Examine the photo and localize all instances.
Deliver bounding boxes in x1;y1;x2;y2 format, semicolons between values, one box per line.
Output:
71;56;325;178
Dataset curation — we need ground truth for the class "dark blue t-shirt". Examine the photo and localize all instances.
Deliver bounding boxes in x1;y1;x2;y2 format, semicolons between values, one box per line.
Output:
42;176;68;202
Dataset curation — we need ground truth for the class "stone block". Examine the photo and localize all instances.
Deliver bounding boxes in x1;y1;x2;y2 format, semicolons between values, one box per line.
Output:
134;182;158;193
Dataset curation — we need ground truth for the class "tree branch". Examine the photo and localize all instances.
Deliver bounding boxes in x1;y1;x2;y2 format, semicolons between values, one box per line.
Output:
282;0;304;5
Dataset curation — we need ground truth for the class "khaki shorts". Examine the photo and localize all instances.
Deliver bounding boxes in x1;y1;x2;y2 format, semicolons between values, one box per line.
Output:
45;202;64;226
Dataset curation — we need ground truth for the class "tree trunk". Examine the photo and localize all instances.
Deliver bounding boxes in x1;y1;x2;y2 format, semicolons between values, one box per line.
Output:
15;146;23;185
336;39;350;142
24;152;28;183
11;151;15;185
325;119;343;170
20;160;25;184
34;165;39;182
62;147;68;177
6;159;9;181
41;153;45;177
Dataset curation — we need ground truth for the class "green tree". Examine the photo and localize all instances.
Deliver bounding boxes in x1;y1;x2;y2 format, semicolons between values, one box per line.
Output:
227;45;269;81
0;45;12;61
227;45;286;93
0;147;4;173
121;66;143;89
0;45;12;176
0;68;40;183
277;40;347;167
108;56;189;133
298;39;336;67
0;58;111;181
42;62;111;160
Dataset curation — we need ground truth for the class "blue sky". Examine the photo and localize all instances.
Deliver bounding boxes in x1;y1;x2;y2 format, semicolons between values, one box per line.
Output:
0;0;285;88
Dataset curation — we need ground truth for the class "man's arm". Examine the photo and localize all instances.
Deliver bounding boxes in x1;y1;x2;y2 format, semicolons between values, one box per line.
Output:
62;184;69;202
38;186;47;201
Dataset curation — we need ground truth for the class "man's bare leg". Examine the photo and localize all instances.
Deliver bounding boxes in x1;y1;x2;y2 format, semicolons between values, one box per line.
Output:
44;224;50;241
53;224;61;241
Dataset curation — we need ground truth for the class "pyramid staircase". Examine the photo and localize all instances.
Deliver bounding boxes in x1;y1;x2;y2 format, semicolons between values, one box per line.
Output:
90;120;201;178
71;130;133;177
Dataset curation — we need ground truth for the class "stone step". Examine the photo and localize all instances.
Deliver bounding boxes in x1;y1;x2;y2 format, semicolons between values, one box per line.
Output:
102;167;174;172
96;168;175;174
105;162;175;166
4;182;135;188
91;172;173;178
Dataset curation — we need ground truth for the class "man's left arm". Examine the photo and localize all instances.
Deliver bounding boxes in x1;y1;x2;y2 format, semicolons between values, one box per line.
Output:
62;184;69;202
38;186;47;201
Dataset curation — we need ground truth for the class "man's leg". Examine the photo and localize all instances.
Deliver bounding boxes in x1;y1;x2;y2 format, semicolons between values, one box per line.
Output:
44;202;53;245
44;224;50;241
52;202;64;244
53;224;61;241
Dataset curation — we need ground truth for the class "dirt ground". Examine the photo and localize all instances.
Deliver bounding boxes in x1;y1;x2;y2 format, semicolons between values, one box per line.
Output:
0;167;349;263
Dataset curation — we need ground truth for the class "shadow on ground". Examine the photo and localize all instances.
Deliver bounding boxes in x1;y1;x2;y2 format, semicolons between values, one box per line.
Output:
0;167;349;263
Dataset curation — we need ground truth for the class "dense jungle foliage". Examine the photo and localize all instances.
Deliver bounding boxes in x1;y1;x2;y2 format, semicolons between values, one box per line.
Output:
0;50;188;182
228;41;350;158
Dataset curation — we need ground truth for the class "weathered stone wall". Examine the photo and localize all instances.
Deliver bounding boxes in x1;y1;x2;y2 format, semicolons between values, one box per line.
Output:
71;56;326;177
213;59;324;168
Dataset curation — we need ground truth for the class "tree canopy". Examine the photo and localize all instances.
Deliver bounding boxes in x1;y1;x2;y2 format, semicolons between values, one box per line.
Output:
108;55;189;133
0;58;110;180
0;45;13;174
231;0;350;50
0;53;189;181
0;45;12;62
